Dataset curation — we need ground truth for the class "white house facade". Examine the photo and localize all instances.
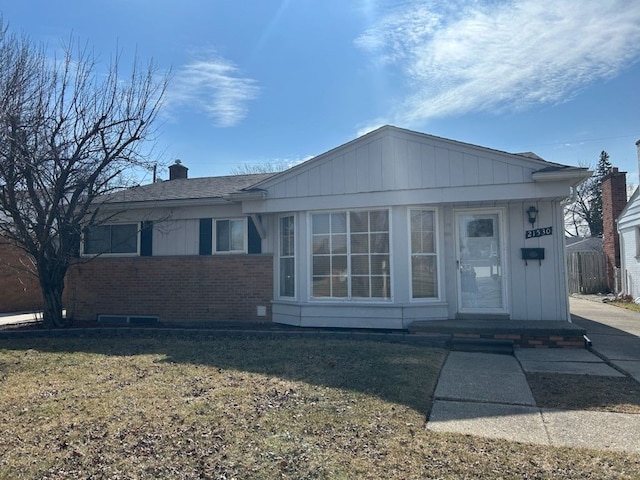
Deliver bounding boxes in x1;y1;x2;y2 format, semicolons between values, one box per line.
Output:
618;189;640;300
67;126;589;329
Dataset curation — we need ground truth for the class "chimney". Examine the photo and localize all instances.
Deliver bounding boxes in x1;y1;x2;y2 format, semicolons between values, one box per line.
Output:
169;159;188;180
601;167;627;292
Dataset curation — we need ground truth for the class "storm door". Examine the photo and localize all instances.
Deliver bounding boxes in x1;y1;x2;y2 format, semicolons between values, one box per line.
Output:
455;211;507;314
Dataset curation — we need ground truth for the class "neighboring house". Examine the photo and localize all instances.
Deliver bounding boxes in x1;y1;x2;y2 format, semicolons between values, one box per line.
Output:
65;126;590;328
0;238;43;313
617;187;640;298
565;236;603;254
617;142;640;298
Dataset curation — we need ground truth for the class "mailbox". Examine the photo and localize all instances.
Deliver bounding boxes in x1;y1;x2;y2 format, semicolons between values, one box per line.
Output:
521;248;544;265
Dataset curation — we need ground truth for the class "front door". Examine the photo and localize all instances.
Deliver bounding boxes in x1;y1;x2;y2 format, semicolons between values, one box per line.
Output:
456;210;507;314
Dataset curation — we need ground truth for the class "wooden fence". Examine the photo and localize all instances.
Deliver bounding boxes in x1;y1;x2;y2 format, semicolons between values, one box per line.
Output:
566;251;608;294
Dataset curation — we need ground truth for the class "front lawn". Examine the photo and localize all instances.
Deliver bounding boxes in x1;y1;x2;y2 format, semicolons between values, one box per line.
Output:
0;334;638;479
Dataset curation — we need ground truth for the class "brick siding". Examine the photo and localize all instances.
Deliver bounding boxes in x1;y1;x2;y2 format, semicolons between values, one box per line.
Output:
602;168;627;292
0;241;43;313
65;255;274;323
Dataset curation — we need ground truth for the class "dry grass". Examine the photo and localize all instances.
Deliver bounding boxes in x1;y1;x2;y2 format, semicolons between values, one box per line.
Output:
1;334;639;479
527;372;640;414
608;301;640;313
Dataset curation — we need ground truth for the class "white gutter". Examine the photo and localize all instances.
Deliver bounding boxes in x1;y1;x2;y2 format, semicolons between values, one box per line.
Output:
532;169;592;186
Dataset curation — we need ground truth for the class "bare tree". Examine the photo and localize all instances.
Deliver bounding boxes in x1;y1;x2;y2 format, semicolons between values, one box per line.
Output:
229;161;292;175
564;151;610;237
0;21;167;327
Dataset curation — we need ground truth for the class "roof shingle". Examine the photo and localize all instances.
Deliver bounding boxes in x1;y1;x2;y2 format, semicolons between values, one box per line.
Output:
104;173;275;204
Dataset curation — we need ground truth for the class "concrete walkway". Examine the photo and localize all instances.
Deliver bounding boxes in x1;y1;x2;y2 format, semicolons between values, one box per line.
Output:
427;297;640;454
0;311;42;327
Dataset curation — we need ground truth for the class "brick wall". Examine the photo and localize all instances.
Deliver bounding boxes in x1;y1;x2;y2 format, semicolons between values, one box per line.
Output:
65;255;274;323
602;167;627;292
0;241;43;313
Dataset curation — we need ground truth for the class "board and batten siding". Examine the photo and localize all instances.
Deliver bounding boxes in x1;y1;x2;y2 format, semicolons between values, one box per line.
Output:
244;131;574;216
153;218;200;256
507;201;569;321
620;228;640;299
272;200;570;327
269;134;534;200
618;188;640;299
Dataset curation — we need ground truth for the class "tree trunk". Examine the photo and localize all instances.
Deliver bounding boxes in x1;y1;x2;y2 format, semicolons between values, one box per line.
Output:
39;264;69;328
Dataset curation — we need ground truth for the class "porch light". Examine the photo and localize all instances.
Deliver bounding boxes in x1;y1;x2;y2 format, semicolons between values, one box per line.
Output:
526;206;538;227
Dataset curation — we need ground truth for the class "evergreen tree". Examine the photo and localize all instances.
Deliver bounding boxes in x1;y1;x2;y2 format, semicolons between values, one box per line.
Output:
565;151;611;237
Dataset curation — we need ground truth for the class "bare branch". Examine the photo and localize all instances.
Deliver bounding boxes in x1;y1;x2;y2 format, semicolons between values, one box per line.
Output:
0;19;168;326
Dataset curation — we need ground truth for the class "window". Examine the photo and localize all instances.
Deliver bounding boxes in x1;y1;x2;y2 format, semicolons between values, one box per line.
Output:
279;216;295;297
311;210;390;299
84;224;138;255
410;209;438;298
215;219;245;253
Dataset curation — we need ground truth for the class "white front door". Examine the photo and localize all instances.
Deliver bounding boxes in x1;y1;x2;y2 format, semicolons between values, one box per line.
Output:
455;210;507;314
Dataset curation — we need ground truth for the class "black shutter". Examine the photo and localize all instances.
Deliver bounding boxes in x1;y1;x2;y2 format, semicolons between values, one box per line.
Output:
248;216;262;254
140;221;153;256
199;218;213;255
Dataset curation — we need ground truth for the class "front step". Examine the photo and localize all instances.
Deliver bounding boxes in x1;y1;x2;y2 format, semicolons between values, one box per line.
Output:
450;337;514;355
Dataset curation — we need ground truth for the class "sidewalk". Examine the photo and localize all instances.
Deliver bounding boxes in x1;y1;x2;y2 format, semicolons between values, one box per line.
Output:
0;311;42;327
427;297;640;454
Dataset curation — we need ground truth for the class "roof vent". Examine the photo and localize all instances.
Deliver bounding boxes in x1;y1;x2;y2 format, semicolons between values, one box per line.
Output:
169;159;188;180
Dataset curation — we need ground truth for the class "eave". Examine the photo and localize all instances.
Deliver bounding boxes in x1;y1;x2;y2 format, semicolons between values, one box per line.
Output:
532;168;592;187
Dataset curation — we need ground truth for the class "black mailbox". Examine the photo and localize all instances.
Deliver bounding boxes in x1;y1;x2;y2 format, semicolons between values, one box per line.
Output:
521;248;544;265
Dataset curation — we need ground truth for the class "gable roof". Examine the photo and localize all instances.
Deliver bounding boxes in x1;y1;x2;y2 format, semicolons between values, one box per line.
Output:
565;236;603;253
100;125;590;210
103;173;274;206
247;125;589;191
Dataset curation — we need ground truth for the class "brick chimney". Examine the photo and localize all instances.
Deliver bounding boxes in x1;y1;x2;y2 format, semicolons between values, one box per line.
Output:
169;159;188;180
601;167;627;292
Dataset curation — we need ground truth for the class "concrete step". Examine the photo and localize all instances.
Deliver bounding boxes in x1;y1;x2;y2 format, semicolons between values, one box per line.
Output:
450;337;514;355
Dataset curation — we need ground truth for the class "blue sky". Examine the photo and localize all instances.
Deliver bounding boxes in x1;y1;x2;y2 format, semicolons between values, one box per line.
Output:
2;0;640;184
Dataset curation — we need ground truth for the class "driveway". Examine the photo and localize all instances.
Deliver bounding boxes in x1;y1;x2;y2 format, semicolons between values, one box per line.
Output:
570;296;640;382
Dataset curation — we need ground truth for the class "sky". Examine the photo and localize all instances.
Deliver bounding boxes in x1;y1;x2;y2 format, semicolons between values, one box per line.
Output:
2;0;640;185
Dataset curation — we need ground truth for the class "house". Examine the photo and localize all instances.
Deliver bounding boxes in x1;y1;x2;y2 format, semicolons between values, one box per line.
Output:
0;238;43;313
617;140;640;299
565;236;603;254
65;126;590;328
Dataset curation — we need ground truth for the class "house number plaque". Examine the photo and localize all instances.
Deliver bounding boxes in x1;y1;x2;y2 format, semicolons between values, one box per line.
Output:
525;226;552;239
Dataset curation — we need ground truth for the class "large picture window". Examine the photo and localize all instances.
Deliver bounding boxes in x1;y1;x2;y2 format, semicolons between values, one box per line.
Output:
311;210;390;299
84;223;139;255
279;216;295;297
410;209;438;298
215;219;245;253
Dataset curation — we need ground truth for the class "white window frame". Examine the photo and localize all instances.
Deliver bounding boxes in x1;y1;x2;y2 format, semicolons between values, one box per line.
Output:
309;209;392;302
214;218;247;254
279;214;296;299
408;208;441;301
81;223;140;257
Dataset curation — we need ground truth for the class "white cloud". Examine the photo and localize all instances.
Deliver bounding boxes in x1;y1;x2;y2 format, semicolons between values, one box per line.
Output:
356;0;640;123
167;52;260;127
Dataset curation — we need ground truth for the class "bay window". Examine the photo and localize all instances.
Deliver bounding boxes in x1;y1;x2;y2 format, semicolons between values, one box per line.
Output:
279;216;295;297
410;209;438;298
311;210;390;299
